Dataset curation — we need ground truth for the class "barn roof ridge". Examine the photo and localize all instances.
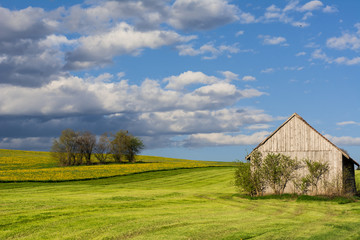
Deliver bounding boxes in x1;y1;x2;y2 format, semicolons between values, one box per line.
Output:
246;113;359;166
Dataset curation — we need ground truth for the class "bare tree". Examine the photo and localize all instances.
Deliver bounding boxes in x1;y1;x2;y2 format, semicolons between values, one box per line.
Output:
51;129;78;166
94;133;110;163
77;131;96;165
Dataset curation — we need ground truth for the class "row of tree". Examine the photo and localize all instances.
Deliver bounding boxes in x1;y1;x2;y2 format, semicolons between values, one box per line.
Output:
235;151;329;196
51;129;144;166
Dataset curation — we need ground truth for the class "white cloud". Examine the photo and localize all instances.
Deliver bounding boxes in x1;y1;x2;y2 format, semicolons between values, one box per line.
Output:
168;0;239;30
164;71;219;90
184;131;271;147
311;49;331;62
236;30;244;36
66;22;195;69
298;1;323;12
194;82;237;96
139;109;272;136
176;42;240;59
246;124;271;130
38;34;77;48
238;12;257;24
259;35;287;45
327;33;360;50
261;68;274;73
333;57;360;66
312;49;360;66
262;1;331;28
323;5;338;13
220;71;239;81
0;6;54;40
324;135;360;146
0;71;266;116
296;51;306;56
242;75;256;81
284;66;304;71
337;121;360;126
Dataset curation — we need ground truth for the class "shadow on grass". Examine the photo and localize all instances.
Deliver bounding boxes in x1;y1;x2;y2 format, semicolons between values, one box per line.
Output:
235;193;358;204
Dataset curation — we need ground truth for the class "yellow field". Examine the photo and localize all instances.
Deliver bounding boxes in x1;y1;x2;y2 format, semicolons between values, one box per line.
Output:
0;149;235;182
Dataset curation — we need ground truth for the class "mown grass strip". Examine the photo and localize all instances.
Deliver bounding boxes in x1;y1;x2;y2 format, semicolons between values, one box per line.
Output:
0;149;236;182
2;167;360;240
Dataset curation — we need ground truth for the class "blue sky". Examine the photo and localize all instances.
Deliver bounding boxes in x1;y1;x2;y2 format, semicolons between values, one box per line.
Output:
0;0;359;162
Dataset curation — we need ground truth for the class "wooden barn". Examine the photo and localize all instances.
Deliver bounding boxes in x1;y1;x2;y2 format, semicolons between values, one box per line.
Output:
246;113;359;195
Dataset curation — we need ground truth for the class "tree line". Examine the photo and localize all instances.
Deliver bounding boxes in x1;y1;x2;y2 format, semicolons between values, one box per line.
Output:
235;151;330;196
51;129;144;166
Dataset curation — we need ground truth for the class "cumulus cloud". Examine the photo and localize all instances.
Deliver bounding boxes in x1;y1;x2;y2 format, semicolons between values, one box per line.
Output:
324;135;360;146
262;1;332;27
259;35;287;45
65;22;195;70
311;49;360;66
0;39;66;87
0;71;266;116
139;109;272;136
0;6;56;41
168;0;239;30
311;49;331;62
236;30;244;36
220;71;239;81
238;12;257;24
183;131;271;147
246;124;271;130
176;42;241;59
164;71;219;90
298;1;323;12
323;5;338;13
327;24;360;50
333;57;360;66
242;75;256;81
296;51;306;56
0;66;271;150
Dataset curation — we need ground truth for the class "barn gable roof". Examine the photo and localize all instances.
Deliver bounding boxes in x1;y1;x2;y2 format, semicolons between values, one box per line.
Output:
246;113;359;166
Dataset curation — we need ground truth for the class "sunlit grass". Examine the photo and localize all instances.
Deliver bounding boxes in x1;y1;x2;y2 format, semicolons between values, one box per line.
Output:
1;167;360;239
0;149;235;182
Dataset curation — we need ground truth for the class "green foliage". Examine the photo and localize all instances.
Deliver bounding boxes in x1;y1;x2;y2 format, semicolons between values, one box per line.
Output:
303;158;330;194
235;152;335;196
234;151;266;196
234;161;256;196
250;150;266;196
51;129;144;166
124;135;144;163
110;130;144;163
110;130;128;163
261;153;301;194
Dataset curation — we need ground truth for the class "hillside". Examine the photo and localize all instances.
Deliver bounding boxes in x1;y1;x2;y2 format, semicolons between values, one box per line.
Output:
0;149;234;182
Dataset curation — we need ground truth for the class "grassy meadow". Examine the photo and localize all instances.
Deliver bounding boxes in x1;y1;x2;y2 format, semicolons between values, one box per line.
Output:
1;149;360;239
0;149;233;182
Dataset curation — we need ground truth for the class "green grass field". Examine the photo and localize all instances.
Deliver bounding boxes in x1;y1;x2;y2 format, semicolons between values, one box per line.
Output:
0;149;234;182
1;150;360;239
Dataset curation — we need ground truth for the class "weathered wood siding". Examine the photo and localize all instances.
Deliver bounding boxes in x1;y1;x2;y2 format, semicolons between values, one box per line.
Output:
256;115;343;195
